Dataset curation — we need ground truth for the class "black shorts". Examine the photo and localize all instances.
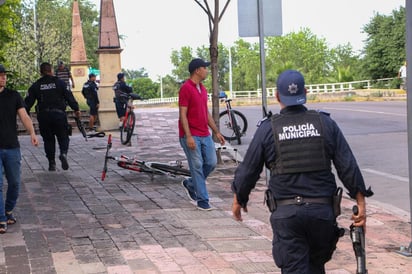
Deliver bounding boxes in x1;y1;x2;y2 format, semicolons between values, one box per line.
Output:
87;100;98;116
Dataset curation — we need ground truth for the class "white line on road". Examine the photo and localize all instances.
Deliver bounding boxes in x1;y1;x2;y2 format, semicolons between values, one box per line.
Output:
362;168;409;183
323;107;406;117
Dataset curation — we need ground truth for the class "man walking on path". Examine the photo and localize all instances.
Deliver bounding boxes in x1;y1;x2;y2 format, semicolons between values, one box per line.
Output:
25;62;80;171
179;58;225;211
0;64;39;234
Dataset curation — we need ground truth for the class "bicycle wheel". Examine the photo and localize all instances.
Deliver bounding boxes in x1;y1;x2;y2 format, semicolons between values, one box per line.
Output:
120;111;136;145
219;110;248;142
151;163;191;177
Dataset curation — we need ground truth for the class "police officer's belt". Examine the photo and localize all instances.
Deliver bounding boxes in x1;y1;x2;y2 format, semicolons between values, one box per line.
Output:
276;196;332;206
40;108;65;114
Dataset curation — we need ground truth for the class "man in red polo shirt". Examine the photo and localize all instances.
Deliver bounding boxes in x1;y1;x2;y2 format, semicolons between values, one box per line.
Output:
179;58;225;210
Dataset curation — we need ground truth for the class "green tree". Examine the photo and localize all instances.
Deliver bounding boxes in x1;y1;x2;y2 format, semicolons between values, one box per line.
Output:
361;7;405;79
329;44;361;82
0;0;20;64
170;46;195;82
230;39;260;91
266;28;331;84
160;75;182;98
129;77;158;99
4;0;99;88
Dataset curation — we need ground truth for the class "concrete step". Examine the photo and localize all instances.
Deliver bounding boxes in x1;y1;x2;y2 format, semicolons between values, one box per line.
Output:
17;110;97;135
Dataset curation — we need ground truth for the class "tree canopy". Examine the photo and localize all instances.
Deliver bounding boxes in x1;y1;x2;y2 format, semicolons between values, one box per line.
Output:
0;2;405;93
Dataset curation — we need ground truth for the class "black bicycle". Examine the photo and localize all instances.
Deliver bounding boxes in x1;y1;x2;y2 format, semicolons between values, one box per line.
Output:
101;134;191;181
219;93;248;144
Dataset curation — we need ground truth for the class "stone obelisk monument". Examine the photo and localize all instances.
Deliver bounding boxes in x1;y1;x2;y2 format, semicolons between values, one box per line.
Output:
69;0;88;95
96;0;122;130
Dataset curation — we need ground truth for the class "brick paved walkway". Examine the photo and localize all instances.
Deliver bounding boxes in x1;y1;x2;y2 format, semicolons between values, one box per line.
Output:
1;107;411;273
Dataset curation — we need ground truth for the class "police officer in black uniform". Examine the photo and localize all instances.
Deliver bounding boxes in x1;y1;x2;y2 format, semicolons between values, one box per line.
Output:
113;72;141;123
81;73;99;130
25;62;81;171
231;70;373;274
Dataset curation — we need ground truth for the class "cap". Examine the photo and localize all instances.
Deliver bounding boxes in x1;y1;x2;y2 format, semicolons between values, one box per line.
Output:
88;73;96;78
276;70;306;106
0;64;9;73
188;58;210;74
117;73;125;80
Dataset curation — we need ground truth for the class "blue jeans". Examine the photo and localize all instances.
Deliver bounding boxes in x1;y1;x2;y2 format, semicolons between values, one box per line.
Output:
0;148;21;223
180;135;217;206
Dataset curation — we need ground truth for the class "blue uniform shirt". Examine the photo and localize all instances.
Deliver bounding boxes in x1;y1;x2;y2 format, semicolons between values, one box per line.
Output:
232;105;373;207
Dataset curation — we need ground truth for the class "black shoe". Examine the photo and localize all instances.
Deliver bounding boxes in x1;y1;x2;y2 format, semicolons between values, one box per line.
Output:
59;154;69;170
48;160;56;171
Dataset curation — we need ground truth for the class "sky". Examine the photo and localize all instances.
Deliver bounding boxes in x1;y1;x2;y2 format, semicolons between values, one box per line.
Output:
89;0;405;80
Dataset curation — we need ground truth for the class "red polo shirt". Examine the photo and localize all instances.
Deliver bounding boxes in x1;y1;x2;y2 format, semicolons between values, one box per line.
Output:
178;79;210;138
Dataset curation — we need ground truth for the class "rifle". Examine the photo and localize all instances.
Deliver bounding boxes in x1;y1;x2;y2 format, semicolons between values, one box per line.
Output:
350;205;368;274
74;117;88;141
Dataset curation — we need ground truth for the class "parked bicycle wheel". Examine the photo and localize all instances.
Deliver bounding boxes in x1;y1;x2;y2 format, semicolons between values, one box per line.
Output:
120;111;136;144
150;163;191;177
219;110;248;143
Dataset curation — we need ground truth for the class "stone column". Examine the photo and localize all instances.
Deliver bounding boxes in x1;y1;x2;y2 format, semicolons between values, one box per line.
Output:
96;0;122;131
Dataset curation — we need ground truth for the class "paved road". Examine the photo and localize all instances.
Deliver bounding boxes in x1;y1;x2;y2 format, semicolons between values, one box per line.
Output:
147;101;410;212
237;101;410;212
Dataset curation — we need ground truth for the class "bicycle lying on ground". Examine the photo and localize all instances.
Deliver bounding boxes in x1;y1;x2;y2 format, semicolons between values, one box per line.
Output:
219;92;248;145
101;134;191;181
118;92;142;145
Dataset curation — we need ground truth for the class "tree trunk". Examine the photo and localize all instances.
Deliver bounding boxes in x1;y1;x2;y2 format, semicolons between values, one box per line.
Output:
210;0;222;164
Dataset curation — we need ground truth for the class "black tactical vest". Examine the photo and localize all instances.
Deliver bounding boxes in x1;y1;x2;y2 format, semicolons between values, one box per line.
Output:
36;77;66;111
270;110;330;175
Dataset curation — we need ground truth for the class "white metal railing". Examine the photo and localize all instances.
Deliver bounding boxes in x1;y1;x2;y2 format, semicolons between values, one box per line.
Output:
19;78;395;105
134;78;396;105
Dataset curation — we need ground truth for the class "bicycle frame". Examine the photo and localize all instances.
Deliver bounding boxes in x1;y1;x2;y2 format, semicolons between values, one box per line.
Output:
220;97;242;144
119;96;136;145
101;134;190;181
122;99;134;127
110;155;187;177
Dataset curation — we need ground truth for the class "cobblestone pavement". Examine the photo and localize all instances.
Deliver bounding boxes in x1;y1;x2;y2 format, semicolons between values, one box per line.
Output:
1;107;411;273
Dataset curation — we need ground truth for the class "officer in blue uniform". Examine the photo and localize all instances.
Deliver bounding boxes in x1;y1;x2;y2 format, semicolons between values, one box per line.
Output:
112;72;141;123
231;70;373;274
25;62;80;171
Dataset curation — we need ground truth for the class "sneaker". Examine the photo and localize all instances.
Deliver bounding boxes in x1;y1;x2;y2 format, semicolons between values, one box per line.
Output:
5;212;17;225
181;179;197;202
59;154;69;170
48;160;56;171
197;202;213;211
0;222;7;234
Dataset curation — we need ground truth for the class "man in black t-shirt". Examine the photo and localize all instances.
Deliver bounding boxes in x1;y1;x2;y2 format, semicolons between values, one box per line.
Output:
0;64;39;234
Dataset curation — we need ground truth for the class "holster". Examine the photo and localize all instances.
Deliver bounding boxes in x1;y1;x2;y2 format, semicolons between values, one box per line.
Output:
264;189;277;212
333;187;343;217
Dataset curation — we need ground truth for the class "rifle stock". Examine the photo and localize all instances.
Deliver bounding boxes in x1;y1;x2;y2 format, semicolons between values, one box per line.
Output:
74;117;87;141
350;205;368;274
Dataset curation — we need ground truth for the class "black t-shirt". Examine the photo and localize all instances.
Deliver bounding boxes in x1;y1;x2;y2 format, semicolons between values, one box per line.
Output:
0;88;24;148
